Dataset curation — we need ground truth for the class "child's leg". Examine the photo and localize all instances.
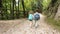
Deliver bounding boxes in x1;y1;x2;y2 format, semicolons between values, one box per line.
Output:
31;20;35;28
35;20;39;28
30;21;33;27
33;20;36;27
30;21;32;26
32;19;36;27
35;20;37;27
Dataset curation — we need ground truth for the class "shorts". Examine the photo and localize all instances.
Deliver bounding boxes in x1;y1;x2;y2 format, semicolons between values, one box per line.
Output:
29;19;32;21
34;18;40;21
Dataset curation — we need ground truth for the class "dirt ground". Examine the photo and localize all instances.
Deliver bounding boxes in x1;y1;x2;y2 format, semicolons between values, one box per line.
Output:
0;14;60;34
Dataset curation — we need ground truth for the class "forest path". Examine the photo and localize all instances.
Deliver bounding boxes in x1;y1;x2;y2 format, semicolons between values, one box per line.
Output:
0;14;60;34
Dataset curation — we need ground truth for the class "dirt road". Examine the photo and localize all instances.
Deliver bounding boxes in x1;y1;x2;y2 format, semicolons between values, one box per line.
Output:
0;14;60;34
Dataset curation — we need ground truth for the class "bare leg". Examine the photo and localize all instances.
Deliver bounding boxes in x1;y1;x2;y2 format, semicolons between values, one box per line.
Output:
35;20;39;28
35;20;37;27
30;21;33;28
33;20;36;27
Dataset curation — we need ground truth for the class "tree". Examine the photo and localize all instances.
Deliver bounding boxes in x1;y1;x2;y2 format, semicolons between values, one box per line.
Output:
0;0;4;19
55;4;60;20
0;0;2;8
36;0;43;13
45;0;60;18
21;0;25;17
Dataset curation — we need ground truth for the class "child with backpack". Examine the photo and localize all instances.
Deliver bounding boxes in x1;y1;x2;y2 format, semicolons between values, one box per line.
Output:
33;10;40;28
28;10;40;28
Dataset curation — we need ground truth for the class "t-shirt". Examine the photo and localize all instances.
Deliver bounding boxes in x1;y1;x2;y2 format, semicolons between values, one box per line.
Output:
28;14;33;20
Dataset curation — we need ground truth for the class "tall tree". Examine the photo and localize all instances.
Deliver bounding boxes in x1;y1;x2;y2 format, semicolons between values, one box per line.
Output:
21;0;25;17
37;0;43;13
0;0;3;19
11;0;15;19
0;0;2;8
46;0;60;18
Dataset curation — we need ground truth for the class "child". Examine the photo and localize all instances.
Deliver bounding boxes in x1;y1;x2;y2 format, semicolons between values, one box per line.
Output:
28;11;34;27
33;10;40;28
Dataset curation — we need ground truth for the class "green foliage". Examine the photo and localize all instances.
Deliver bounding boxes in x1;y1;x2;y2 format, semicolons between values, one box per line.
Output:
42;0;51;10
45;0;60;18
2;0;52;11
1;0;52;20
46;18;60;31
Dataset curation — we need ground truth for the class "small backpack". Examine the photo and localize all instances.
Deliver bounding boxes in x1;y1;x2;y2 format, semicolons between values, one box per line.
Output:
28;14;33;21
34;14;40;20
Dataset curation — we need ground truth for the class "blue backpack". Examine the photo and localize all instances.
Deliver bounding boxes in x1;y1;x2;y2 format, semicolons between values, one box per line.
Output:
34;14;40;20
28;14;33;21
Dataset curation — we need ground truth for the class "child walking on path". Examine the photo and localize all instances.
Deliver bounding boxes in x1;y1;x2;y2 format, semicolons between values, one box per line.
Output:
28;11;34;27
33;10;40;28
28;10;40;28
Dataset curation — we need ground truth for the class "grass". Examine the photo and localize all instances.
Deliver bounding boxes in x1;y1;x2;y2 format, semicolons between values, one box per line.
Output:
46;17;60;31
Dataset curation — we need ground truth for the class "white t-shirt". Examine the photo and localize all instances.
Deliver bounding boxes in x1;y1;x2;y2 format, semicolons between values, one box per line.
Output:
34;12;39;15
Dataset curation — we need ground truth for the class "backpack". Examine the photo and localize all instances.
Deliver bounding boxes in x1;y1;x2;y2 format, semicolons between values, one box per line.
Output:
34;14;40;20
28;14;33;21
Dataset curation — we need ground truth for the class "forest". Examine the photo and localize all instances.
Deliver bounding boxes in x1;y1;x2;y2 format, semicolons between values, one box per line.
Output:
0;0;52;20
0;0;60;20
0;0;60;33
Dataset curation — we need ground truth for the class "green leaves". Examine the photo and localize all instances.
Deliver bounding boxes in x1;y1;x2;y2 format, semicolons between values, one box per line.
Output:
42;0;51;10
1;0;52;20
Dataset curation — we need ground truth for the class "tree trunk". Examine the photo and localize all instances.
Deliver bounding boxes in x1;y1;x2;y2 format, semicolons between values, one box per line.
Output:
46;0;60;18
55;4;60;20
0;0;2;8
21;0;25;18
